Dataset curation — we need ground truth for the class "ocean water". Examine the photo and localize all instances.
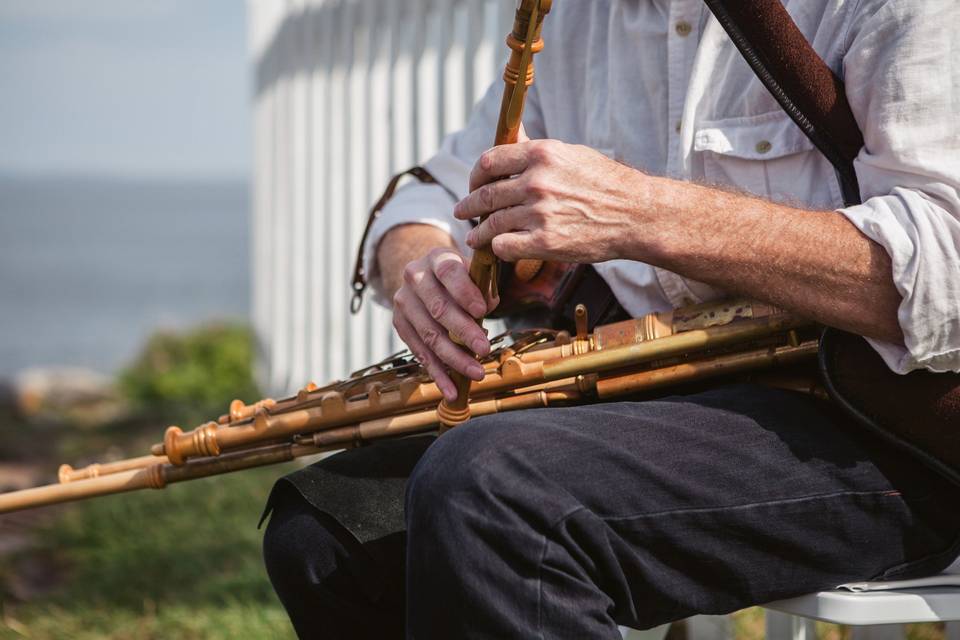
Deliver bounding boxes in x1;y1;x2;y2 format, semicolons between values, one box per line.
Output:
0;175;249;378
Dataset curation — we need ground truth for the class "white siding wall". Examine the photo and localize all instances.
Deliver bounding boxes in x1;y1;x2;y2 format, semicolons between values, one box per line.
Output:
249;0;513;395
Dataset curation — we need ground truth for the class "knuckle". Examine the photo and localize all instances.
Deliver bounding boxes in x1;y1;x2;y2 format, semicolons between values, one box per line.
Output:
532;140;556;163
392;291;406;311
530;202;550;221
539;232;560;253
402;262;419;284
427;296;450;321
478;185;494;209
526;175;550;197
433;258;460;283
537;233;563;253
420;327;442;351
478;150;494;172
491;237;512;261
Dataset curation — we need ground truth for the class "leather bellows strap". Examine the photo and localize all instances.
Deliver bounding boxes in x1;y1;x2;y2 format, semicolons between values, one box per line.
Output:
704;0;960;486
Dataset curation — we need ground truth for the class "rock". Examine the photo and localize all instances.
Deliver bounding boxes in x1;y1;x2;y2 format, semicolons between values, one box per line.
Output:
11;366;127;426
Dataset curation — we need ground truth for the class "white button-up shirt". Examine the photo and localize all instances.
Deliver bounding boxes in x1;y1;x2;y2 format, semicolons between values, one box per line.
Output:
363;0;960;374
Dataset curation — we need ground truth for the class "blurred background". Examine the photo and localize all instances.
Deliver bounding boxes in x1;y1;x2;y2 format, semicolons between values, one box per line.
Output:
0;1;250;378
0;2;282;638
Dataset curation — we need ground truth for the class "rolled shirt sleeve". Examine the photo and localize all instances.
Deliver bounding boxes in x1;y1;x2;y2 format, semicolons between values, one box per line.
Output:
837;0;960;373
360;79;547;307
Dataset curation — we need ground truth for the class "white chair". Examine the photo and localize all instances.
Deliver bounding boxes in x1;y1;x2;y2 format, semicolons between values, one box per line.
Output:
764;560;960;640
620;561;960;640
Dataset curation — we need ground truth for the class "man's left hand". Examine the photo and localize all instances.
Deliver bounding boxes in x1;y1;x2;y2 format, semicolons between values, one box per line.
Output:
455;140;651;264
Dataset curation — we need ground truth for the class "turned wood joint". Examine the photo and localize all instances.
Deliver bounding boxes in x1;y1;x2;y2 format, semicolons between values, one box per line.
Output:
163;426;185;466
145;464;166;490
163;422;219;466
436;401;472;432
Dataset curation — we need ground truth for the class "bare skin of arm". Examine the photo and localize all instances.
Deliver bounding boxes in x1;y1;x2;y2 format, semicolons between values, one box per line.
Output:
377;224;457;301
457;139;902;344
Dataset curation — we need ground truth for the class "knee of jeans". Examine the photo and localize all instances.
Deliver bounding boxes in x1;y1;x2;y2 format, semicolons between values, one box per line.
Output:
405;413;525;524
262;497;339;588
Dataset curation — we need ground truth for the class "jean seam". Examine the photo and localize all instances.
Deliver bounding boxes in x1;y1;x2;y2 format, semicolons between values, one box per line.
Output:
594;489;902;523
534;490;905;637
538;505;588;639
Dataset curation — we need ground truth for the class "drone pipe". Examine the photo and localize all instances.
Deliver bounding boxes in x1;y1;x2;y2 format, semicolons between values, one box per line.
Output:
0;442;327;515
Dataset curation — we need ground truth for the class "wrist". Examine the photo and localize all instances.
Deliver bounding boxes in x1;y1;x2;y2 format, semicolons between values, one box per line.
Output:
378;224;457;300
619;173;686;265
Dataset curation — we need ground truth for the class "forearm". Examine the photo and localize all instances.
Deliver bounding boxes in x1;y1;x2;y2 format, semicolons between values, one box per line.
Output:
635;178;903;344
376;224;458;302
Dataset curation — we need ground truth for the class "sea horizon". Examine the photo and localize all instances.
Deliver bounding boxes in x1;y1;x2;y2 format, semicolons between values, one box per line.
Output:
0;172;251;379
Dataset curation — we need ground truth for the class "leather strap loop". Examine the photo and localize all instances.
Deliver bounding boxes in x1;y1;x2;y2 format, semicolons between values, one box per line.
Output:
350;166;457;314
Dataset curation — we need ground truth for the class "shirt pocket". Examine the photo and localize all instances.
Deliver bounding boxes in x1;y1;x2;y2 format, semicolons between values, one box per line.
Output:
694;110;843;209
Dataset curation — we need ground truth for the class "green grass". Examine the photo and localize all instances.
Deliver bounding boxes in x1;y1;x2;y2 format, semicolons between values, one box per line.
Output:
731;607;946;640
1;322;298;639
1;466;298;640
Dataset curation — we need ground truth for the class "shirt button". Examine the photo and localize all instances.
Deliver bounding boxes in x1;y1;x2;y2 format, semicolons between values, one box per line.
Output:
675;20;693;37
755;140;772;154
674;120;682;134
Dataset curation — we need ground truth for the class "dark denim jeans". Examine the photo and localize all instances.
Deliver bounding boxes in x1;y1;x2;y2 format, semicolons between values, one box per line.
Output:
262;384;960;639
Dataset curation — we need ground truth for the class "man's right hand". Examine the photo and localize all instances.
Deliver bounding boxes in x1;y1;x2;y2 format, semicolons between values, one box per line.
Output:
391;247;496;402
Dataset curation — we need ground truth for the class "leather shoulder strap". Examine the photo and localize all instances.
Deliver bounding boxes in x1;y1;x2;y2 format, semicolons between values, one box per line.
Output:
702;0;864;206
350;166;456;314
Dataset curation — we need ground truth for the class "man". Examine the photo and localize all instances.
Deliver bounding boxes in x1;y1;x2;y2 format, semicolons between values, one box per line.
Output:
262;1;960;638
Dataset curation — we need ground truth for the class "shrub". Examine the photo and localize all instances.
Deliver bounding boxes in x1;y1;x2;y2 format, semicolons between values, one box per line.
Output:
119;323;260;425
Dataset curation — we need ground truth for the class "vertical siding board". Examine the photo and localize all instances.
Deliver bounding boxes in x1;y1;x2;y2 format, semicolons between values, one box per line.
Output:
326;1;349;381
416;0;442;162
306;0;323;383
301;0;325;382
288;0;310;391
268;18;292;393
348;0;372;372
389;0;418;355
250;0;515;391
251;2;276;385
365;0;395;363
316;1;337;383
443;1;469;137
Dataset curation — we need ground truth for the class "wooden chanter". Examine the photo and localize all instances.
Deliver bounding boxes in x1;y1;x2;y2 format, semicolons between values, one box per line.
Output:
436;0;553;430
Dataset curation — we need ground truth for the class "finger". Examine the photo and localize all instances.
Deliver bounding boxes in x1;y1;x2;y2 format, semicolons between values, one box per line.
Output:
466;206;531;250
393;312;457;401
411;269;490;357
402;287;486;379
430;251;487;319
469;144;534;192
453;176;527;221
491;231;537;263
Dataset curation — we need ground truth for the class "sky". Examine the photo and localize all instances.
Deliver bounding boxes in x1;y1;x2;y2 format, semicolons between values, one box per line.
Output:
0;0;250;180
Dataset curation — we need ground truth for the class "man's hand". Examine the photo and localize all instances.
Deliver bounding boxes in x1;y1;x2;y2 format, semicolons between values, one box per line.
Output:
391;247;496;402
453;138;904;346
455;140;647;264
